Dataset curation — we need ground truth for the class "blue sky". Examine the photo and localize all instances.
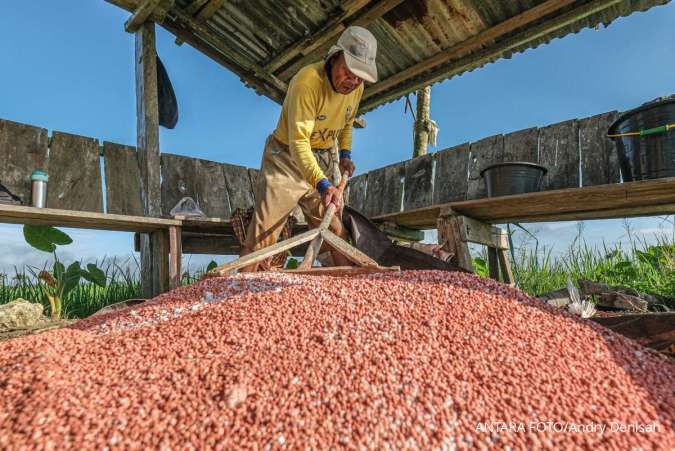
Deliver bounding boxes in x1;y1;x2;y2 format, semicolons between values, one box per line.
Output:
0;1;673;273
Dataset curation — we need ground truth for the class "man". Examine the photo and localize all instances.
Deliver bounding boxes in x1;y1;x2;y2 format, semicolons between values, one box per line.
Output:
240;26;378;271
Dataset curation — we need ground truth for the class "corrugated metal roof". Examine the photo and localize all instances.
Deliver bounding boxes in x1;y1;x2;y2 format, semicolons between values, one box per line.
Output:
108;0;670;114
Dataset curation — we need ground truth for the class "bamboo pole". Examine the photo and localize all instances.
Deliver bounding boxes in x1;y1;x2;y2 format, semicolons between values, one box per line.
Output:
413;86;431;158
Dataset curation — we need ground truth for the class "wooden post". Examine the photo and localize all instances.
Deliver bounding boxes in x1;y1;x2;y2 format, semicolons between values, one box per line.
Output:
437;216;474;272
135;22;167;297
413;86;431;158
488;247;500;280
169;226;182;289
497;229;515;286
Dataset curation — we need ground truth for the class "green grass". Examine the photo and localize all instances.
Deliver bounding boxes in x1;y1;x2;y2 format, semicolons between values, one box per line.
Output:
474;225;675;307
2;227;673;319
1;257;141;319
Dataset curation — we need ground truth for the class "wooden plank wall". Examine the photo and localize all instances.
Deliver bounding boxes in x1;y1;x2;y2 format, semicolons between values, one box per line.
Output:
47;132;103;212
161;154;237;219
0;108;627;222
348;110;626;217
0;119;49;205
0;117;260;219
103;142;144;216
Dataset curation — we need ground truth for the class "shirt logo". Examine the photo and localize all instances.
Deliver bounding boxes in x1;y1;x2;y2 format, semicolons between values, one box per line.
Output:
345;105;353;122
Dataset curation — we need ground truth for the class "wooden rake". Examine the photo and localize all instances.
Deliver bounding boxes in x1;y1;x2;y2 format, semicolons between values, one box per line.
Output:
210;172;399;276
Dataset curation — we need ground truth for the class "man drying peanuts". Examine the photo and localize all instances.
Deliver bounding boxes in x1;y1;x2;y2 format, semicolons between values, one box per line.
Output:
240;26;378;271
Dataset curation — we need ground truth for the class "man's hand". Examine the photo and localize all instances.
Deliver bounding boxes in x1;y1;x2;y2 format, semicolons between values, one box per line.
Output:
339;157;355;177
321;185;342;208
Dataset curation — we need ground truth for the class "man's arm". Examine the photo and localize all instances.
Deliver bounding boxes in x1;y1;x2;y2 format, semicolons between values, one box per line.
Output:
337;89;363;177
286;81;329;190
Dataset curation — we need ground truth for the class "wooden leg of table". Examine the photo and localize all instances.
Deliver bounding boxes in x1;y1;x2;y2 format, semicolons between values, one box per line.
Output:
169;226;182;289
437;216;474;272
139;233;153;298
450;218;475;272
488;247;500;281
497;248;515;286
153;229;170;295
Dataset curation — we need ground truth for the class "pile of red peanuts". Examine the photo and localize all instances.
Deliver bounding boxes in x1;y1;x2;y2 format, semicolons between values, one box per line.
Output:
1;270;673;449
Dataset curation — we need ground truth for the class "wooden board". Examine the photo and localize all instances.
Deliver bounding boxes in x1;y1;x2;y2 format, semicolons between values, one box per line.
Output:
321;229;379;267
213;228;319;274
403;153;434;210
502;127;538;163
433;143;469;204
284;266;400;276
579;111;618;187
161;154;231;218
0;118;49;205
0;203;179;232
381;162;406;215
347;173;368;213
136;22;164;298
248;168;260;201
373;177;675;227
103;141;144;216
467;134;503;200
363;167;385;217
135;22;162;218
223;163;255;212
161;153;200;216
591;313;675;353
538;119;579;190
196;158;232;218
47;131;103;212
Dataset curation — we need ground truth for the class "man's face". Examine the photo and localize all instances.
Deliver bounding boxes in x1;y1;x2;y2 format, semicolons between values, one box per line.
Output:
331;53;363;94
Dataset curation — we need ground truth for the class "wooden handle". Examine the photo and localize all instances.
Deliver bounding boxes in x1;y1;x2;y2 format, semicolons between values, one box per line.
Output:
298;172;350;270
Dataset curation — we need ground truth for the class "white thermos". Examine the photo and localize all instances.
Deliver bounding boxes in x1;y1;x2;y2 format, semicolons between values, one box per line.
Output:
30;170;48;208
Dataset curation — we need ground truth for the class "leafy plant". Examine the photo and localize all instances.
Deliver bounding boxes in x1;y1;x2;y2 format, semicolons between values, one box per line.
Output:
472;257;487;277
23;225;106;319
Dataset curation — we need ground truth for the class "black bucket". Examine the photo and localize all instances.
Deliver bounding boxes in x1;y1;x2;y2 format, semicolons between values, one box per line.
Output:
480;162;547;197
608;97;675;181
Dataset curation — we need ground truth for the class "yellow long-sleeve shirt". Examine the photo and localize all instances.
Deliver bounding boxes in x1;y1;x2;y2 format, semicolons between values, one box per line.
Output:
273;61;363;188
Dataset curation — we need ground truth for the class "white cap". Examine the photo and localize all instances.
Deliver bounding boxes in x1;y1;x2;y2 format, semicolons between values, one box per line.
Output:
326;26;378;83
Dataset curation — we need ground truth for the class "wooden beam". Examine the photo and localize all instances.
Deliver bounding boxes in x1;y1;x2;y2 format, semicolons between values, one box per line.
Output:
447;214;508;250
497;247;515;286
194;0;226;21
264;0;372;73
212;229;320;275
437;216;473;272
360;0;623;112
285;266;400;277
135;23;162;219
169;226;182;289
487;248;499;280
278;0;406;80
125;0;161;32
321;229;379;267
185;0;209;15
373;177;675;228
0;204;180;232
153;229;170;294
135;22;166;297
